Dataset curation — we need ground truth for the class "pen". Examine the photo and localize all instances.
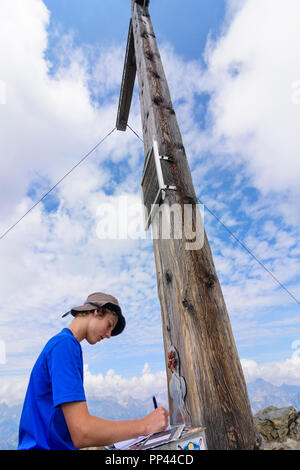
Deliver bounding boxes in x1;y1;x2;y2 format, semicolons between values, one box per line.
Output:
152;395;158;409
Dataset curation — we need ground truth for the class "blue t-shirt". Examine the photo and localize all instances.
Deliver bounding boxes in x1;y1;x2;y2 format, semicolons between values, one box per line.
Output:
18;328;86;450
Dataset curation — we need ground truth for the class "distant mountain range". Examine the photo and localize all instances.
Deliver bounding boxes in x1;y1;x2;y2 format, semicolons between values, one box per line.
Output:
247;378;300;413
1;378;300;449
0;402;22;450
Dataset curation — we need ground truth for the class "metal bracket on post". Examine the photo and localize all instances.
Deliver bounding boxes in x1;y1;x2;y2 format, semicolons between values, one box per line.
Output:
160;155;174;163
141;138;177;230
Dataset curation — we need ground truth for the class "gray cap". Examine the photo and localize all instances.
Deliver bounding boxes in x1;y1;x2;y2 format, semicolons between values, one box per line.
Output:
62;292;126;336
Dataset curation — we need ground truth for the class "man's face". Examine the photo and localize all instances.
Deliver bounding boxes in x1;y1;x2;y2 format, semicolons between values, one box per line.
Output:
86;310;118;345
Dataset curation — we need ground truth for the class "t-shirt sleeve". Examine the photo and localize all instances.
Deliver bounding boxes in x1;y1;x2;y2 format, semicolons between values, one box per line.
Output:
47;337;86;408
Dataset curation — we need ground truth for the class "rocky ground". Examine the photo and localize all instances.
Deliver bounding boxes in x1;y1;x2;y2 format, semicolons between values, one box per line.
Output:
254;405;300;450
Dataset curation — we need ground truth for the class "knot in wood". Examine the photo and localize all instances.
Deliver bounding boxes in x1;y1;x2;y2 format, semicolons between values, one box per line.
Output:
153;94;164;106
165;270;172;284
165;105;175;115
182;298;196;317
205;274;216;289
145;50;154;61
174;142;185;151
150;70;161;80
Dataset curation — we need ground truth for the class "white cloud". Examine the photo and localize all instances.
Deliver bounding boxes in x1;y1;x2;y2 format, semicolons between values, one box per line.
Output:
241;356;300;386
83;363;168;406
0;0;127;224
0;375;29;407
0;363;168;407
202;0;300;210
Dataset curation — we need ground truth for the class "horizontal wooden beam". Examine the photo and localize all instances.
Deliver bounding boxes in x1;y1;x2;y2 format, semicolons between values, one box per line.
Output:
116;20;137;131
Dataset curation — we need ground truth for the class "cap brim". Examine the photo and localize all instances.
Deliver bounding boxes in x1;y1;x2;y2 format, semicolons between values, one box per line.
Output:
70;304;95;315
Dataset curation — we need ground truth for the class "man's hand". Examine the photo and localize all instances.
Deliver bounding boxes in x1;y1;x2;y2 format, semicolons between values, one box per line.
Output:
61;401;169;449
141;406;169;435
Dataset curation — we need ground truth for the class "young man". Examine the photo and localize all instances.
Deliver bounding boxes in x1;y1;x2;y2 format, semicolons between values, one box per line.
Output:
18;292;168;450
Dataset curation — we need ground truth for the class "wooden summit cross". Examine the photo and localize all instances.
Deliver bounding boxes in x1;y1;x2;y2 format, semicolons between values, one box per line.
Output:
116;0;260;450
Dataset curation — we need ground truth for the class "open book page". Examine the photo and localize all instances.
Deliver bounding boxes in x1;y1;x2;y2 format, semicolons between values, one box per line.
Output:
113;434;149;450
113;425;185;450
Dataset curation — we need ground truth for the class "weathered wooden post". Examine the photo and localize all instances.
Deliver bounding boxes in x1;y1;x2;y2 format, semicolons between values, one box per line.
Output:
116;0;261;449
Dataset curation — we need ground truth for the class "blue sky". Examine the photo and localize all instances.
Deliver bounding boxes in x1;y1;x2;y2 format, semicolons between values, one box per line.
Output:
44;0;226;61
0;0;300;408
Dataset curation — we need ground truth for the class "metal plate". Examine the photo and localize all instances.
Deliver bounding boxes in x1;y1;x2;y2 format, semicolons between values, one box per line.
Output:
141;138;175;230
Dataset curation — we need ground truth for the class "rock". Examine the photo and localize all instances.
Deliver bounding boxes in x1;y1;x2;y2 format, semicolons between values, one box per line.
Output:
291;413;300;440
264;438;300;451
254;405;300;450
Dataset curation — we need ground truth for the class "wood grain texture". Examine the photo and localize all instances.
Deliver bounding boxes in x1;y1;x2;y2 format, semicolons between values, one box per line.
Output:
130;0;261;450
